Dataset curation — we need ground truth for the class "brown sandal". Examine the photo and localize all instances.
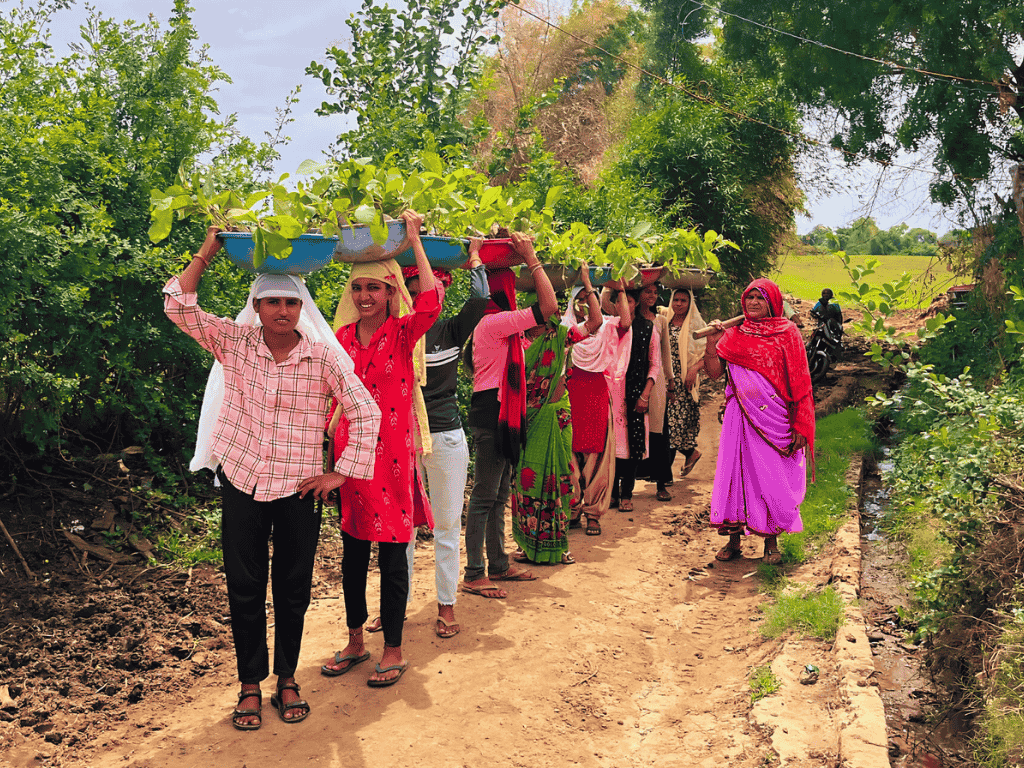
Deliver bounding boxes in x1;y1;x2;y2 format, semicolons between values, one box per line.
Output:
232;688;262;731
716;545;742;562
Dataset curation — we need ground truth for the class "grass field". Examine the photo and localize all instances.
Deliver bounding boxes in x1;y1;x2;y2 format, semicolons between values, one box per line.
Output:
771;252;971;309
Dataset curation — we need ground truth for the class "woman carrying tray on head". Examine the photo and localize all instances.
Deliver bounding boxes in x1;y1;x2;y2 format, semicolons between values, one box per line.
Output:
461;232;559;599
636;282;675;501
566;286;632;535
509;267;603;565
164;227;381;729
666;287;708;478
607;286;662;513
399;238;489;637
320;210;440;687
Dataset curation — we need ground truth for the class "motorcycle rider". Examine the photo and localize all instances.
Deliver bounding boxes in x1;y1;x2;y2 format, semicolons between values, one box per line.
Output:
810;289;843;329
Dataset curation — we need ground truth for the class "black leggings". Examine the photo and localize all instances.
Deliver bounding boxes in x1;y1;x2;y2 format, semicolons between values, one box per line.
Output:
342;532;409;647
613;457;640;501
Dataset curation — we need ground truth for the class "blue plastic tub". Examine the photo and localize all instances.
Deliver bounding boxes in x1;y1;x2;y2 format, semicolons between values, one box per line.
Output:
219;232;338;274
394;236;469;269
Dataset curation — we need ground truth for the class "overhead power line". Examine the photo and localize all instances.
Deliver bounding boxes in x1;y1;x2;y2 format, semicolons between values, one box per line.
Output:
505;1;963;181
691;0;1009;91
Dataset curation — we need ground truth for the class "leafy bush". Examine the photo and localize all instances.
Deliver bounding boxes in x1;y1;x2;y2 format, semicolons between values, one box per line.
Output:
0;2;267;470
880;371;1024;688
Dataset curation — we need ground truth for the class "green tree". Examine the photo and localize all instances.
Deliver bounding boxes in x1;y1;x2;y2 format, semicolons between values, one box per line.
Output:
611;68;803;283
717;0;1024;221
307;0;504;162
0;1;256;464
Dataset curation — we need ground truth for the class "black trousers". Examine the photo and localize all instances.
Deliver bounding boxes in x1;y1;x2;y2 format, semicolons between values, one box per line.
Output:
220;473;321;684
613;457;640;501
342;531;409;648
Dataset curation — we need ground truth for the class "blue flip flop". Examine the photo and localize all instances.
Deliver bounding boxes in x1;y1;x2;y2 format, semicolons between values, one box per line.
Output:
320;650;370;677
367;662;408;688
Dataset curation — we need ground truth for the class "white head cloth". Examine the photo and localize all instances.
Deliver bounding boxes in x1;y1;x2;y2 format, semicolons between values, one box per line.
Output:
190;274;348;475
566;286;622;374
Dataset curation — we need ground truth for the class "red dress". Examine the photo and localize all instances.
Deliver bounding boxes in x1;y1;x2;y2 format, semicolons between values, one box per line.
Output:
332;288;441;543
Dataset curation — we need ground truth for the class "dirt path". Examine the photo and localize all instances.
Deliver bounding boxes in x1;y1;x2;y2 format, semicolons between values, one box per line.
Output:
34;397;804;768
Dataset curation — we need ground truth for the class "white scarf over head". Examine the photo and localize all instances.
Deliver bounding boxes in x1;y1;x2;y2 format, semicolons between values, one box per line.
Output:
190;274;349;475
671;288;707;401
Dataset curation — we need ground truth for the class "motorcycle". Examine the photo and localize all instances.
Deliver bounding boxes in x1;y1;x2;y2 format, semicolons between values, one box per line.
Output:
806;312;844;384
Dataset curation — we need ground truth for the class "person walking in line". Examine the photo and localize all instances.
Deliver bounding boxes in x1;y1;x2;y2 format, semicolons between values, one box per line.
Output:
607;287;661;513
702;278;814;565
461;233;558;598
666;287;707;479
164;227;380;729
566;286;631;535
320;210;440;687
510;266;603;565
399;237;489;637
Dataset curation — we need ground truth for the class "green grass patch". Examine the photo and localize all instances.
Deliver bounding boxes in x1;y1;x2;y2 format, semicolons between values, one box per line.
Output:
759;584;845;641
780;409;875;563
771;252;970;309
975;611;1024;767
749;664;781;703
153;505;223;567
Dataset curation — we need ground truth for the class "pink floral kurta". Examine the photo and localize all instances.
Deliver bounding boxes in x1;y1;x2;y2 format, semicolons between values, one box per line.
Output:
332;289;440;543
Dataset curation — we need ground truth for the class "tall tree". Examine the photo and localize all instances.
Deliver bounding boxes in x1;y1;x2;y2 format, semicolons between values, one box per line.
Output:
307;0;504;162
717;0;1024;224
0;1;254;460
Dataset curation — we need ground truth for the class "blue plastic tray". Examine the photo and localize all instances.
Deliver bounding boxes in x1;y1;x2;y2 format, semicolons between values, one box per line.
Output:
219;232;338;275
394;236;470;269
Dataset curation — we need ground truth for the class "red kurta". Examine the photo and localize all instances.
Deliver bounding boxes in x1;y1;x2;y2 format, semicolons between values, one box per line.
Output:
332;288;441;543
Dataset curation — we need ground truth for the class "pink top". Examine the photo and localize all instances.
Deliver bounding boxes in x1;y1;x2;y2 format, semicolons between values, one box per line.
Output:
333;287;442;543
609;324;661;459
471;308;541;393
163;277;380;502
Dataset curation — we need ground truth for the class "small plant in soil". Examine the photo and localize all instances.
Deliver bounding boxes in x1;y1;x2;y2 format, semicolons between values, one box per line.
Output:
749;664;781;702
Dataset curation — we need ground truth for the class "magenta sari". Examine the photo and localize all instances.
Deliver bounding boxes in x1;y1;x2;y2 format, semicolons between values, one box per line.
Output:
710;365;806;535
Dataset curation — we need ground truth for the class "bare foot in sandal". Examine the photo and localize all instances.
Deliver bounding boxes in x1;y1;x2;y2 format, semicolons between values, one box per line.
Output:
461;579;508;598
435;603;460;638
762;535;782;565
492;565;536;581
715;532;742;561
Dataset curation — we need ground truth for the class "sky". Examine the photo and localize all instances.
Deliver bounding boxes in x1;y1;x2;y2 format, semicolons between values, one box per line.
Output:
43;0;960;237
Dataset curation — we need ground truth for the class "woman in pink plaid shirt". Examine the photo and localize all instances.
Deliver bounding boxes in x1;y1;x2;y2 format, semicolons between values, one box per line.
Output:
164;227;380;730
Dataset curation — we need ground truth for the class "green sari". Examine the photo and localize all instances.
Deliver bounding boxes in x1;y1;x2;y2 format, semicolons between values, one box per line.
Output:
512;320;580;563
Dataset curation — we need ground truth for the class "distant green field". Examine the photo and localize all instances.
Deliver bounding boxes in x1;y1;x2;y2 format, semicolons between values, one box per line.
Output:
771;252;971;309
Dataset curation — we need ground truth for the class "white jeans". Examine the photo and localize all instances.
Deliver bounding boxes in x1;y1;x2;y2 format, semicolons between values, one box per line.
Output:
407;428;470;606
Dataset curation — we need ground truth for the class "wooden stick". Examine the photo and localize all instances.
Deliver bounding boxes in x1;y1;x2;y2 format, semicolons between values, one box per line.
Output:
693;314;744;339
0;513;35;578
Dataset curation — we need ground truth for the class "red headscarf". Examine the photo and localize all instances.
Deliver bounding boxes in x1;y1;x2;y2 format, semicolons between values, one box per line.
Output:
480;268;526;462
716;278;815;466
401;265;453;289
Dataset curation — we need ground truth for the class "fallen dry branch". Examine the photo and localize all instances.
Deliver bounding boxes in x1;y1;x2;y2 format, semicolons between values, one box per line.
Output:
61;528;134;564
0;513;34;578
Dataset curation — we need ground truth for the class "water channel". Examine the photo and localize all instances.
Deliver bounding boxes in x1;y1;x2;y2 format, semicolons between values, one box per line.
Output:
858;448;975;767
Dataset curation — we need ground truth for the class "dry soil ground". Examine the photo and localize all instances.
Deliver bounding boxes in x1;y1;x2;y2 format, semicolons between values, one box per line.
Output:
1;306;926;768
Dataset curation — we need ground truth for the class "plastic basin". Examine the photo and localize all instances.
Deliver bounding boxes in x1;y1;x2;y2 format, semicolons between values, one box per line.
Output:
333;221;410;263
394;236;470;269
219;232;338;275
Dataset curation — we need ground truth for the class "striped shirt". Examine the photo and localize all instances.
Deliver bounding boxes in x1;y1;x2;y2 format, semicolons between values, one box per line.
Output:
163;277;380;501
